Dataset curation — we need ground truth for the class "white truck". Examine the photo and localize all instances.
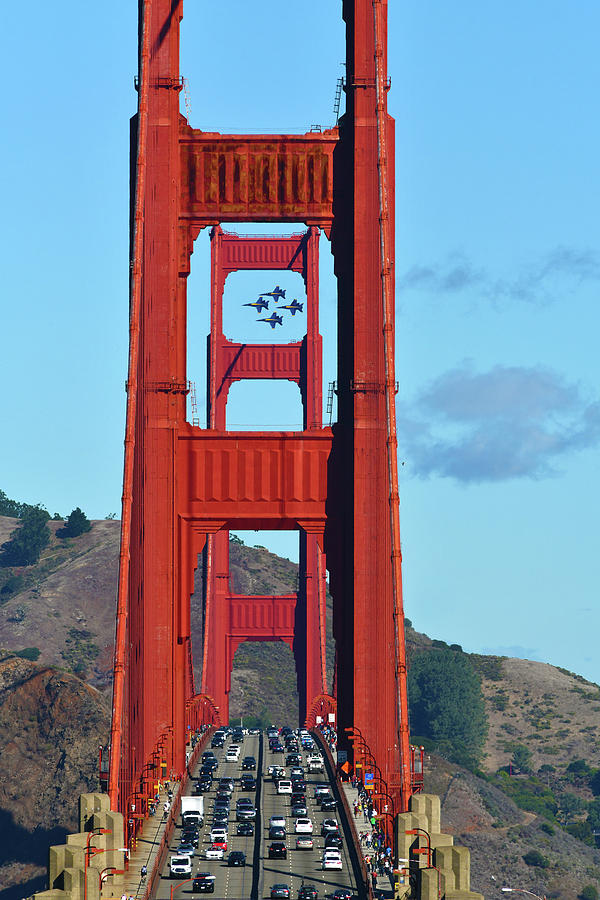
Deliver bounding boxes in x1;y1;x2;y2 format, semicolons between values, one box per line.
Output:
181;795;204;828
307;754;324;773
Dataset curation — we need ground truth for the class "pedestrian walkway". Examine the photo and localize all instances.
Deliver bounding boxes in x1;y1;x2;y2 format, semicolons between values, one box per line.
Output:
342;781;395;899
107;780;175;900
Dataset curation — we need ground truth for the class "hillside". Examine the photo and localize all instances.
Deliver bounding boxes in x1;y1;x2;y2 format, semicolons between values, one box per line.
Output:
1;515;600;898
0;657;110;899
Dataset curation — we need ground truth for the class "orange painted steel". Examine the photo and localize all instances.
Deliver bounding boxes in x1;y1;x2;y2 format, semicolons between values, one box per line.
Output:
108;0;412;821
372;0;412;811
108;0;152;810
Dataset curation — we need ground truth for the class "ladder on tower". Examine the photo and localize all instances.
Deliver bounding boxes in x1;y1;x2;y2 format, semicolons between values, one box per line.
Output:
333;77;344;124
188;380;200;427
326;381;337;425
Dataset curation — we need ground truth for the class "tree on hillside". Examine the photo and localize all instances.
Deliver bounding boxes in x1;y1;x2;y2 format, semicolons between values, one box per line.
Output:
512;744;533;774
408;648;488;769
57;507;92;538
0;506;50;566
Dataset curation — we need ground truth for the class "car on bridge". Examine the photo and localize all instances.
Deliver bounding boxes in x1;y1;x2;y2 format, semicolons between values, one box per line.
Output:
292;802;307;817
269;815;286;829
209;826;228;844
204;844;224;860
176;838;196;856
331;890;352;900
240;773;257;790
322;850;343;870
324;833;343;850
268;841;287;859
297;885;319;900
241;755;256;769
228;850;246;867
294;817;313;833
169;855;192;878
192;872;216;893
270;885;290;899
321;818;339;836
295;835;314;850
237;821;254;836
277;779;292;794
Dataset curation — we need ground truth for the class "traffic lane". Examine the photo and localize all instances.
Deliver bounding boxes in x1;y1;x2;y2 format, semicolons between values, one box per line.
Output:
262;740;358;899
157;732;259;899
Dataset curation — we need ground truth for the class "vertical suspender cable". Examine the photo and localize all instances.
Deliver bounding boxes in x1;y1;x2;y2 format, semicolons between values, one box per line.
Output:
372;0;412;810
108;0;152;810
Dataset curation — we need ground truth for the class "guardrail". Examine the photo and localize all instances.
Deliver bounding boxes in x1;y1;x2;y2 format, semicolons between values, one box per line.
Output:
310;729;372;900
141;727;214;900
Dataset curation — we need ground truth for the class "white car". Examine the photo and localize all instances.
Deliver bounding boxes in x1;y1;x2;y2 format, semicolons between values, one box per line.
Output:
294;817;313;834
269;815;286;829
322;850;343;871
205;844;224;860
209;826;228;843
277;779;292;794
170;855;192;877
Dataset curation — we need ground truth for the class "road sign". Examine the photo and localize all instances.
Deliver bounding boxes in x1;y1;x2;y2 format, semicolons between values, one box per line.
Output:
364;772;374;784
337;750;348;764
340;761;351;774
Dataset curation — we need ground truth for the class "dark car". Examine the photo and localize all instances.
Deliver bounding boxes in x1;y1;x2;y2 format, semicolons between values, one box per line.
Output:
199;765;214;779
177;839;196;856
237;821;254;836
237;805;256;821
228;850;246;867
217;781;233;796
268;841;287;859
291;792;306;806
202;750;216;762
272;743;285;754
291;779;306;793
297;886;318;900
240;774;257;791
317;792;334;807
211;735;224;748
331;891;352;900
241;756;256;770
192;872;216;893
216;790;231;804
286;753;302;766
320;797;337;811
270;886;290;900
181;827;199;847
324;833;343;850
269;825;286;840
291;802;307;817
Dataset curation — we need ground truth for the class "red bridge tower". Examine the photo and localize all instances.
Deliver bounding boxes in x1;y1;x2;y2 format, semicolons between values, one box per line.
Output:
109;0;412;817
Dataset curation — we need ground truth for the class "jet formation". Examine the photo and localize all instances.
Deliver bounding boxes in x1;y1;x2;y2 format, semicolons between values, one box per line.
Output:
242;286;305;328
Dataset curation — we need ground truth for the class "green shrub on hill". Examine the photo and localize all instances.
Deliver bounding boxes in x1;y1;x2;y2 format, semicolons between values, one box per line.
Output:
408;648;488;769
0;506;50;566
57;507;92;538
491;770;558;820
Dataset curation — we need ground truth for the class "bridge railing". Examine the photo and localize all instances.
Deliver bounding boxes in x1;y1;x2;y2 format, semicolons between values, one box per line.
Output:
311;728;373;900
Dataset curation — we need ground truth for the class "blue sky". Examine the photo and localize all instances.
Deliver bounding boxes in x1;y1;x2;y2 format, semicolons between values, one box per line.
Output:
2;3;599;684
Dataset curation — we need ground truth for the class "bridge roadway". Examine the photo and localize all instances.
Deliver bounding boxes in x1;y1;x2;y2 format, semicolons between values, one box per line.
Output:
155;730;360;900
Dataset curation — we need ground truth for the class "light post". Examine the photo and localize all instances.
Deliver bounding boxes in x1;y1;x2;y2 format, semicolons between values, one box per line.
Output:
406;827;441;900
84;828;112;900
170;876;195;899
502;888;546;900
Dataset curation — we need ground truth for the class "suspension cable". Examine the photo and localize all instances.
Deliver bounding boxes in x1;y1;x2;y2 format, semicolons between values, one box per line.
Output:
108;0;152;810
372;0;412;810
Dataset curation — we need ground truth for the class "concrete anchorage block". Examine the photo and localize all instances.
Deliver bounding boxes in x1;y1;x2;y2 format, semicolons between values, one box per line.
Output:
79;793;110;832
434;845;471;892
409;793;441;834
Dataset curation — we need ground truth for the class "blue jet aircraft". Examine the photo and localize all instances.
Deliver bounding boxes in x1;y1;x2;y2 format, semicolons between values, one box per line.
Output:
279;299;304;316
243;297;270;312
258;285;286;302
258;312;283;329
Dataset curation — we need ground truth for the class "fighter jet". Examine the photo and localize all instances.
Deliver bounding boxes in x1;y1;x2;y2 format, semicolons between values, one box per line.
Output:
258;312;283;329
243;297;270;312
278;299;304;316
258;285;286;302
